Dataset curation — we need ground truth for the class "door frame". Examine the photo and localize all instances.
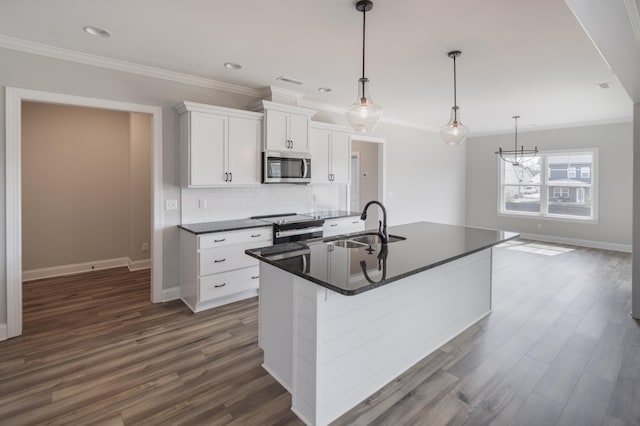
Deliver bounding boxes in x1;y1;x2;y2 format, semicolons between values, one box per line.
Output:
350;152;360;212
5;87;164;338
349;135;386;205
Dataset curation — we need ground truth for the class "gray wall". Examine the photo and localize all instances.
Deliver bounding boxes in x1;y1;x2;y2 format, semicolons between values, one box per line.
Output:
466;122;633;248
0;47;467;325
633;103;639;319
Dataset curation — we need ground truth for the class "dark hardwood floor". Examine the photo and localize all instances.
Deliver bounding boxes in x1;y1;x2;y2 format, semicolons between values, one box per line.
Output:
0;240;638;425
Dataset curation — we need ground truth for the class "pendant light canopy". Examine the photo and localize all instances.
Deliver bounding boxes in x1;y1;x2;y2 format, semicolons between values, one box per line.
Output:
440;50;469;145
495;116;538;167
346;0;383;133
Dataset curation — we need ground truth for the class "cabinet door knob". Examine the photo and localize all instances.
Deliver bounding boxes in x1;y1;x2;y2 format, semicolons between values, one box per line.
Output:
214;238;226;242
214;258;226;263
214;283;226;288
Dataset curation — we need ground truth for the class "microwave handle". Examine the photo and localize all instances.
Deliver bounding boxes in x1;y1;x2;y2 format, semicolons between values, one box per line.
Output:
302;158;308;178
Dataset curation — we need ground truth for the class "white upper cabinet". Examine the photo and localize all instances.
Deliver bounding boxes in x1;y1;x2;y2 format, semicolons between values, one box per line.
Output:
310;122;352;184
253;100;315;154
177;101;263;187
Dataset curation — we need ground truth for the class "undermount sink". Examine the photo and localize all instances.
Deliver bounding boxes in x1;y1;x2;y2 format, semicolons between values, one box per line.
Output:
324;233;406;248
350;233;406;245
326;239;367;248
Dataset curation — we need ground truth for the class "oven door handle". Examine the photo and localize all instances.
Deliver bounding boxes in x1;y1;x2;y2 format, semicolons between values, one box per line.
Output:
276;226;323;238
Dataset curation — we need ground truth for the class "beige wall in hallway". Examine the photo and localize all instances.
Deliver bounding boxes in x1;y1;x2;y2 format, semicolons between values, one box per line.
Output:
352;140;379;230
21;102;151;271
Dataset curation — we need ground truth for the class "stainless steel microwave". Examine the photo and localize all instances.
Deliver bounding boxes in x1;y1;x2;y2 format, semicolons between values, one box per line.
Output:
263;151;311;184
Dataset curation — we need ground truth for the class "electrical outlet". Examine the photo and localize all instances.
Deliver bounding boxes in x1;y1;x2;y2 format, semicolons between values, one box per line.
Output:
199;199;208;209
165;199;178;210
141;242;149;252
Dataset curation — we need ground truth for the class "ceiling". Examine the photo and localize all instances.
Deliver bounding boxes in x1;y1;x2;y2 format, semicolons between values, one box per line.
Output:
0;0;634;134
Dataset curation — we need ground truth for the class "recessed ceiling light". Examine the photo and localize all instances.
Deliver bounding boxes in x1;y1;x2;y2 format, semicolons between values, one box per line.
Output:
82;26;111;38
224;62;242;70
318;87;332;93
596;82;612;89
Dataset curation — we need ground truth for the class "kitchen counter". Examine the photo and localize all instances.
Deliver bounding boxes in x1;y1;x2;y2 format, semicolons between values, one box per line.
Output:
252;221;518;425
178;210;360;235
178;218;268;234
246;221;518;295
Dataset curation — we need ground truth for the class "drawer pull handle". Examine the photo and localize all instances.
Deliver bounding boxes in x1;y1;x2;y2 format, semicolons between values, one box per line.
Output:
251;234;261;238
352;221;359;224
251;276;260;279
214;238;226;243
214;258;226;263
214;283;226;288
330;223;338;227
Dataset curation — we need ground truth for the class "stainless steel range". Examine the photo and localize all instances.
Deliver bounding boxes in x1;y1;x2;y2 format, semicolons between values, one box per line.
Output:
251;213;324;245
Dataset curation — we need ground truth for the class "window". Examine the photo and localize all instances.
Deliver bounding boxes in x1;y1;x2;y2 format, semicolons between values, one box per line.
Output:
499;149;597;221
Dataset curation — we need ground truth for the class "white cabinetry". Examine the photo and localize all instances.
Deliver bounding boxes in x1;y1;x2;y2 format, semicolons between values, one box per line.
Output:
180;227;272;312
252;100;315;154
177;101;263;187
323;216;365;237
310;122;351;184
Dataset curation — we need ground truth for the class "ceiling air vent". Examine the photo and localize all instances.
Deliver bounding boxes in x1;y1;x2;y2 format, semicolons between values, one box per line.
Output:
276;76;304;86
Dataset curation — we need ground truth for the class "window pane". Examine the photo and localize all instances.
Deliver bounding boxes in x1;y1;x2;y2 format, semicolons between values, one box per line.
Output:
503;157;540;185
547;186;592;217
503;185;541;213
548;153;592;185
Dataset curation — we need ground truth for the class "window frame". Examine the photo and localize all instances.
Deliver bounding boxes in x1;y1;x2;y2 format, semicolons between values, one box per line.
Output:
497;148;599;223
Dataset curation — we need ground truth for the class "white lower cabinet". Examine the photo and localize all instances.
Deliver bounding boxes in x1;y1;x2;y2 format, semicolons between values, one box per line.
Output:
180;227;272;312
323;216;365;238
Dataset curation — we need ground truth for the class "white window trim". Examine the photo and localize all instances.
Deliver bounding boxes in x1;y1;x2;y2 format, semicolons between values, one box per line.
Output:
497;148;599;224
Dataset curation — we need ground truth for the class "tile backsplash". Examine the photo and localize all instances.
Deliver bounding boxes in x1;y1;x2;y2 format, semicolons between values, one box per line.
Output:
181;185;346;224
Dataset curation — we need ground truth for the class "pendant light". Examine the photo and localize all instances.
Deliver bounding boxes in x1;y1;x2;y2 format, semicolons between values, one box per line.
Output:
440;50;469;145
346;0;383;133
495;116;538;167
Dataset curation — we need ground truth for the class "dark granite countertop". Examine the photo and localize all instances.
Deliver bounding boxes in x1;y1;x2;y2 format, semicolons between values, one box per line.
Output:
246;221;519;296
178;211;360;235
178;219;271;234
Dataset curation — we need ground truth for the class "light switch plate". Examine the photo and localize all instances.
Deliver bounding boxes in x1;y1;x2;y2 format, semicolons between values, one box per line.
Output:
165;199;178;210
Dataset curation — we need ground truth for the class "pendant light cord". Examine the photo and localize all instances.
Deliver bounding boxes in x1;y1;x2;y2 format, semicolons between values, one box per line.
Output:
453;54;457;108
361;6;367;97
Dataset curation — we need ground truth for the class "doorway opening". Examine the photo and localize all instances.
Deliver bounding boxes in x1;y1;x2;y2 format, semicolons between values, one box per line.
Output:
5;87;164;339
350;136;385;230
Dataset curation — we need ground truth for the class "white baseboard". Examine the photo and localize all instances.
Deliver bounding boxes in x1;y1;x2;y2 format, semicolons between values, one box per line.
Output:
519;233;632;253
0;324;7;341
128;258;151;271
22;256;152;281
162;286;181;302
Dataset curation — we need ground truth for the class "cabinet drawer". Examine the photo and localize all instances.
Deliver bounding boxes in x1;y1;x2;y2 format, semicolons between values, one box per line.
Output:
323;217;364;237
199;227;272;249
199;266;260;301
199;240;268;276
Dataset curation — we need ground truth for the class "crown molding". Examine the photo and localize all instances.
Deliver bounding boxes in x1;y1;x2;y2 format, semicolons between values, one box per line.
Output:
0;34;262;98
624;0;640;48
469;116;633;137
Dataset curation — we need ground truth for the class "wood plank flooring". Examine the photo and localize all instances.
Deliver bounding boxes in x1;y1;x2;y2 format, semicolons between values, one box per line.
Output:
0;240;638;425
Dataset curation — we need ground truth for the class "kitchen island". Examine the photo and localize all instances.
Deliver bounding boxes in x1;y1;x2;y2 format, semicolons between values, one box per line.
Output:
245;221;518;426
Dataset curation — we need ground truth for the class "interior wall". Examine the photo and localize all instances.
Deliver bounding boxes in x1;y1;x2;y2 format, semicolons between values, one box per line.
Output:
466;121;633;248
21;102;130;270
129;113;152;262
351;140;380;229
633;103;639;318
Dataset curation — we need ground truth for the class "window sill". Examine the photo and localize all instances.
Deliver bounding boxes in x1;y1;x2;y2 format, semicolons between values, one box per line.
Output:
498;211;598;225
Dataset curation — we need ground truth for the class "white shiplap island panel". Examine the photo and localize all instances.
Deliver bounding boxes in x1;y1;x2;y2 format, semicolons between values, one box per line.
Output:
260;248;492;426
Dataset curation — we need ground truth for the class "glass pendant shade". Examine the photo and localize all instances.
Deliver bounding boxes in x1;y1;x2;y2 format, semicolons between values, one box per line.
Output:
440;106;469;145
346;77;383;132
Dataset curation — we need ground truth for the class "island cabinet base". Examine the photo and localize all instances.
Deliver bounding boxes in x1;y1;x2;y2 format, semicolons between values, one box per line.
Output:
259;248;493;426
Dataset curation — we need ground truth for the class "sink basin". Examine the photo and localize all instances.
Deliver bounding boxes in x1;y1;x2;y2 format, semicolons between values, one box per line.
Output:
326;239;367;248
324;233;406;248
350;234;406;245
